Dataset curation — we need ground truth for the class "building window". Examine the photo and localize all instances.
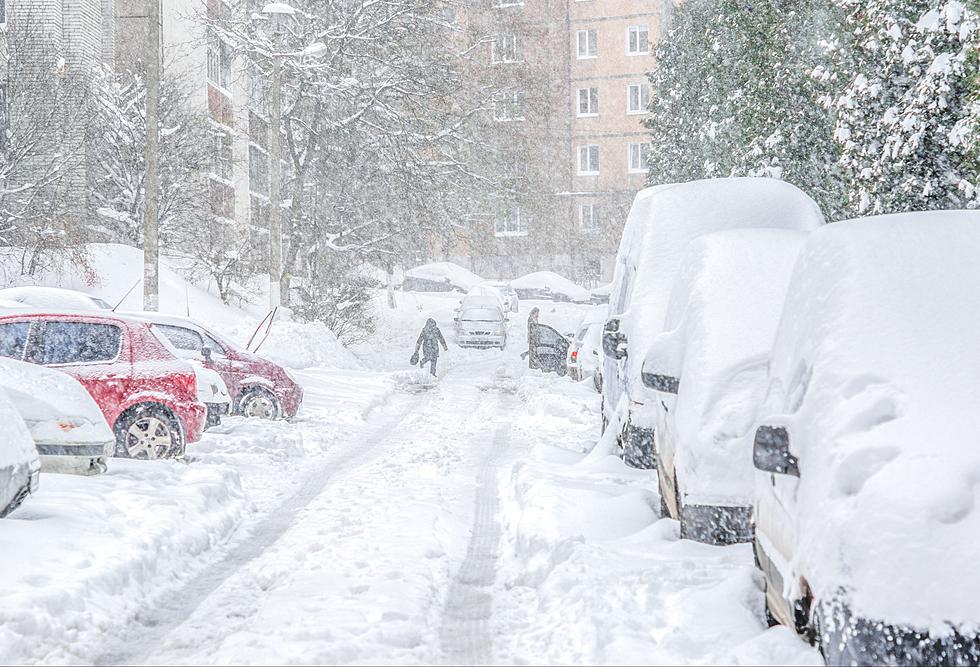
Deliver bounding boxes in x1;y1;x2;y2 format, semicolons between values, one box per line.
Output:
207;30;233;89
493;91;525;121
211;129;233;182
247;62;270;117
494;208;528;237
249;144;269;196
576;87;598;117
580;203;600;233
627;25;650;55
492;34;521;63
628;142;650;173
627;83;650;114
576;29;598;59
0;0;6;25
578;145;600;175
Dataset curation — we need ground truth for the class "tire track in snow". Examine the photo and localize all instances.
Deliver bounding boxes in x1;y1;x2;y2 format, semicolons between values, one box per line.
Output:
95;393;424;666
439;404;513;665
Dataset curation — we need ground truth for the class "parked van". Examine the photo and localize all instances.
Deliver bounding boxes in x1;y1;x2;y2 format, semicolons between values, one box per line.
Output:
601;178;824;469
751;211;980;664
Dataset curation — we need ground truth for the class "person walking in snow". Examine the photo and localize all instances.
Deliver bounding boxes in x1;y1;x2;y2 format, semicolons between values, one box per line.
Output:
412;318;448;376
527;306;540;370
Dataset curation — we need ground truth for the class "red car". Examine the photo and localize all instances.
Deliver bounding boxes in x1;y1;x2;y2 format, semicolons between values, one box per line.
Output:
132;313;303;420
0;312;207;459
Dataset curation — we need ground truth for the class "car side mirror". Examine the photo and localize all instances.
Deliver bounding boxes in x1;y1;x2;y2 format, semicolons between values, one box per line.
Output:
602;318;627;360
642;371;679;394
201;346;213;362
753;426;799;477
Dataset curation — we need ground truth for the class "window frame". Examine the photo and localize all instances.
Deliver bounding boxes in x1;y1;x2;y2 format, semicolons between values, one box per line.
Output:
628;142;650;173
492;34;521;64
493;207;528;237
627;25;650;56
626;83;650;114
576;87;599;117
579;203;600;232
493;91;526;122
576;29;598;59
577;144;600;176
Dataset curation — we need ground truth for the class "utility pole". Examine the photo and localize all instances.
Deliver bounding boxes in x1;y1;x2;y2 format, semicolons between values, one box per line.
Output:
268;55;283;308
143;0;161;311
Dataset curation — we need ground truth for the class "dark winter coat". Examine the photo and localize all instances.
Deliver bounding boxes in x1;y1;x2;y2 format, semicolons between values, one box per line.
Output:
415;318;448;358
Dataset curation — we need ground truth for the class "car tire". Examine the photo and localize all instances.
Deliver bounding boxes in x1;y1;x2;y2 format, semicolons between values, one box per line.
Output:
114;404;184;460
237;387;282;420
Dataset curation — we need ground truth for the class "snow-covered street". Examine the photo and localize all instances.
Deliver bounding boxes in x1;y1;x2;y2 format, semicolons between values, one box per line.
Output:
0;295;819;665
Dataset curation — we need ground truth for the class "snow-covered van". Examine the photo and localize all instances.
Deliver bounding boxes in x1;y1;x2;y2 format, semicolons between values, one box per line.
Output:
641;229;807;544
0;358;115;475
0;390;40;517
751;211;980;664
454;296;507;349
601;178;824;469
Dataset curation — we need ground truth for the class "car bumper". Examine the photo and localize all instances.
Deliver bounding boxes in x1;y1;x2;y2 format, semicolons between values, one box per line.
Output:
279;384;304;419
205;401;230;429
818;597;980;666
178;401;208;444
457;334;506;348
678;503;752;545
35;439;114;475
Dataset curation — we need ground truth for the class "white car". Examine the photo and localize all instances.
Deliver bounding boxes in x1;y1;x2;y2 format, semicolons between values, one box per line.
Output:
454;296;507;349
190;361;231;429
751;211;980;664
0;286;112;311
510;271;591;303
567;304;607;391
0;390;40;517
0;358;115;475
640;229;807;545
485;281;520;313
601;178;824;469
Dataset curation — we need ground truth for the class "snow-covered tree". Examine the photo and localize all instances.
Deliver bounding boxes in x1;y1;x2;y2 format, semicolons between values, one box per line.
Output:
828;0;980;214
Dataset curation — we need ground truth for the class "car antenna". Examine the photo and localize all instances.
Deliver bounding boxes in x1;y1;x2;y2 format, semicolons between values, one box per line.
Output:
251;307;278;354
112;279;141;312
246;307;276;352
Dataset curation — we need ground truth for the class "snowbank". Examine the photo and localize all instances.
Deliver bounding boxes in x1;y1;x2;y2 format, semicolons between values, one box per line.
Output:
511;271;591;303
223;319;363;371
402;261;483;293
757;210;980;631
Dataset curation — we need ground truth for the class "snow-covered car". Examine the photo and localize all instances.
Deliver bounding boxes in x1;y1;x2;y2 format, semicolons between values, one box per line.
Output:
640;229;807;545
0;390;40;517
485;281;520;313
402;262;483;293
601;178;824;469
511;271;591;303
590;283;611;305
0;286;111;311
465;283;507;313
132;312;304;420
189;361;231;429
750;211;980;664
454;296;507;349
567;304;607;390
0;358;115;475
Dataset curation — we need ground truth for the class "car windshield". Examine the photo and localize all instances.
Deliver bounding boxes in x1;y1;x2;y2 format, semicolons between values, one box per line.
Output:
461;309;501;322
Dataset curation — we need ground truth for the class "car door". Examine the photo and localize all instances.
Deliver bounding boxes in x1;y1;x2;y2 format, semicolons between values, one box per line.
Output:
530;324;569;374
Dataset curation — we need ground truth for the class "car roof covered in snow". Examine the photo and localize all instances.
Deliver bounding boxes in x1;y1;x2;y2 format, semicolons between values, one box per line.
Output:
609;177;824;411
403;262;483;292
645;229;807;505
0;286;111;311
459;295;503;312
510;271;591;302
758;209;980;630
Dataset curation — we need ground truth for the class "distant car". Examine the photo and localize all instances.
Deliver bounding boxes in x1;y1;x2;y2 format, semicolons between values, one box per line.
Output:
0;358;116;475
511;271;591;303
0;390;40;517
402;262;483;293
465;284;508;314
751;211;980;664
602;178;824;469
640;229;807;545
567;305;607;390
454;296;507;349
0;312;206;459
0;286;111;311
129;312;303;420
485;282;520;313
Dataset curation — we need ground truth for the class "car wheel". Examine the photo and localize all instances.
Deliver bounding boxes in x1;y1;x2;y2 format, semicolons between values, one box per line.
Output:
556;362;567;377
238;387;282;420
115;405;183;460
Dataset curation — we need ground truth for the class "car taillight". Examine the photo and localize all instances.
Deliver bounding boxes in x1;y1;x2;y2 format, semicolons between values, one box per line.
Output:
571;350;578;360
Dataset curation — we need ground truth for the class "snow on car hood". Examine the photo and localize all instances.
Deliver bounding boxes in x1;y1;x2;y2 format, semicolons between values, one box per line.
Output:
607;178;824;428
651;230;806;505
758;211;980;631
0;358;114;446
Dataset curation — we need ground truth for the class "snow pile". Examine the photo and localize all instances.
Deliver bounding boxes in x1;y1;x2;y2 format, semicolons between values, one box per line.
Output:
605;178;824;429
402;261;483;293
511;271;591;303
224;319;363;371
0;459;247;664
495;371;820;665
651;230;806;506
757;210;980;631
0;286;109;310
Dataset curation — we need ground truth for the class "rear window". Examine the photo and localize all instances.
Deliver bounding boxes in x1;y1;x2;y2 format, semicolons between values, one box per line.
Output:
461;309;501;322
38;321;122;365
0;322;31;360
153;324;203;353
